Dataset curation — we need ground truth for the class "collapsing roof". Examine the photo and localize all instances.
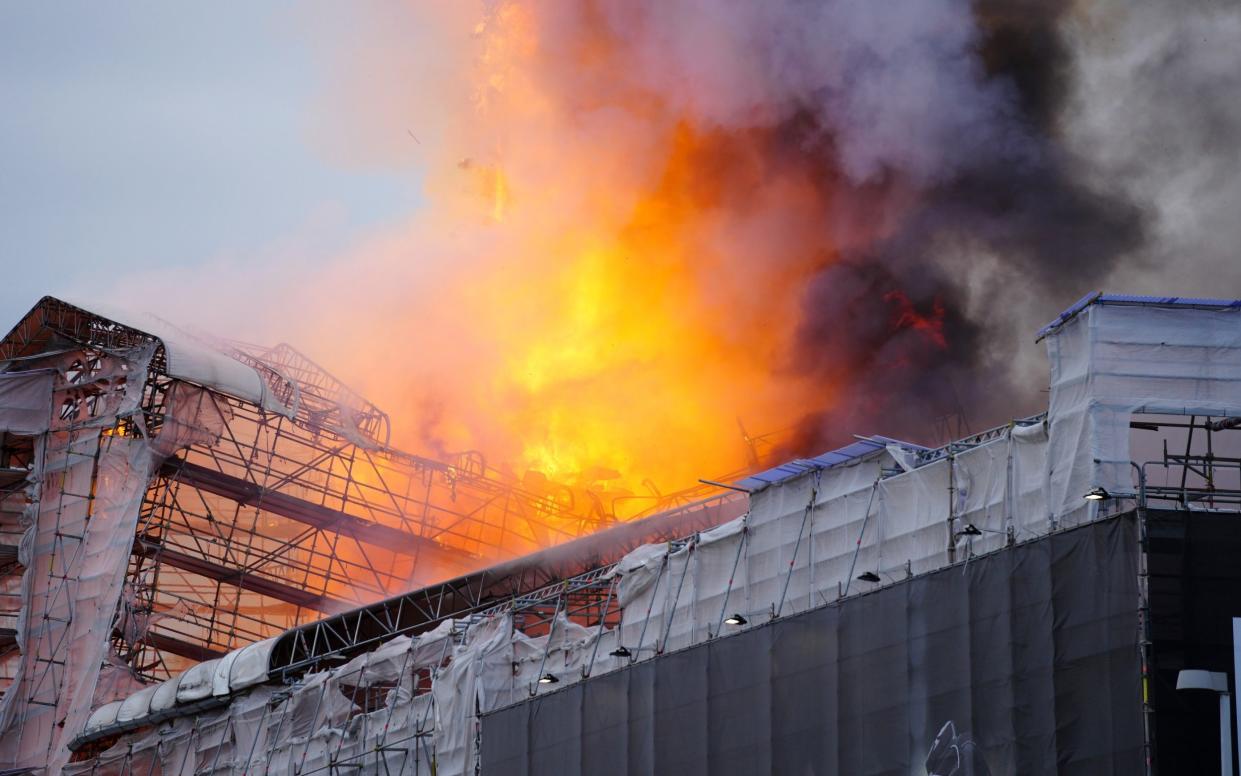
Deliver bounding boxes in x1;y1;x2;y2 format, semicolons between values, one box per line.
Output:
53;293;1241;774
0;296;696;773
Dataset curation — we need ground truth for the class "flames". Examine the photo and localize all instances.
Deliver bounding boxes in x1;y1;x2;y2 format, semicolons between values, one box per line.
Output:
86;0;1145;529
884;291;948;353
418;121;843;509
303;2;969;516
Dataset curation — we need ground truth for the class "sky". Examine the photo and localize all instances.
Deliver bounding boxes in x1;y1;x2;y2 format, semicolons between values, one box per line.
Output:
0;3;424;323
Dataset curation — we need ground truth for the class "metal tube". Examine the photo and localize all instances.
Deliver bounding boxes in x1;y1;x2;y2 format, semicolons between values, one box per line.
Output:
713;523;748;638
583;578;616;678
841;480;881;598
947;451;957;563
776;473;820;618
634;554;667;663
1133;461;1154;776
660;544;693;652
1221;693;1234;776
531;593;561;695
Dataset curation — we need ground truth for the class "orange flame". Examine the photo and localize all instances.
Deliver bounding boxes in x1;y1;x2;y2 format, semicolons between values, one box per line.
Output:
307;3;909;513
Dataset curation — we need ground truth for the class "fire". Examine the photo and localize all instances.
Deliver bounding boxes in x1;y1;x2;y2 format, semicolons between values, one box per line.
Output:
359;6;845;508
301;2;962;516
444;113;833;496
413;119;836;507
98;1;1124;529
885;291;948;351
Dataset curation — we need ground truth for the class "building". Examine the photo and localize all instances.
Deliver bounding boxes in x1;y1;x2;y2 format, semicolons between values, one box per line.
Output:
3;293;1240;774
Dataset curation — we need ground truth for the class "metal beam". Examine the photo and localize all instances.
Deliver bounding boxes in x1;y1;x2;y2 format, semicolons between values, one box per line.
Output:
161;458;474;571
267;491;745;677
134;541;352;613
134;630;228;663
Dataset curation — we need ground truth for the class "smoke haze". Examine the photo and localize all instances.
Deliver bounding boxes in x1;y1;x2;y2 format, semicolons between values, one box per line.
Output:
83;0;1241;498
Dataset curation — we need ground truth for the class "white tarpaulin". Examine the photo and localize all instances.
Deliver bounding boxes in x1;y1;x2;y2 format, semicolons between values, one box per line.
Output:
60;296;1241;776
0;345;163;774
1046;302;1241;525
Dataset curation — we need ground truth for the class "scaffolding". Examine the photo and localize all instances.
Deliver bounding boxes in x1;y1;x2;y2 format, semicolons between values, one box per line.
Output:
62;411;1241;774
8;291;1241;774
0;296;699;771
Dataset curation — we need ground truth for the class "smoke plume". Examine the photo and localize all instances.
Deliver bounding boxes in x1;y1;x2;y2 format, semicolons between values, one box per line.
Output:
104;0;1241;501
437;0;1148;458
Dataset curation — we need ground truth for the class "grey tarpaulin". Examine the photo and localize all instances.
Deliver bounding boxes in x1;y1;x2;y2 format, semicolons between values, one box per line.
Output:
480;515;1142;776
0;370;54;435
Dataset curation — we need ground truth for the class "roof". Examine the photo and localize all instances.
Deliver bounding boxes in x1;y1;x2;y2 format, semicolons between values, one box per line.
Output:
1036;292;1241;341
57;297;297;416
734;435;925;491
0;296;297;417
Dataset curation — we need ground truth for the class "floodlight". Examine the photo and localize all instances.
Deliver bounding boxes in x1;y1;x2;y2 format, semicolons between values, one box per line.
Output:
537;673;559;685
856;571;881;584
723;613;747;626
1084;487;1109;501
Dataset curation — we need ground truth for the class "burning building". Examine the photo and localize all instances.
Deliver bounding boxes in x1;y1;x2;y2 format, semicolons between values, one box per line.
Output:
0;296;741;772
0;292;1234;774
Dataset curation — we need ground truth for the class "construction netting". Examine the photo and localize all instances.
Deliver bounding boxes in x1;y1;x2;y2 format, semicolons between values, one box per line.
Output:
482;515;1144;775
0;343;239;773
1046;301;1241;524
32;296;1241;773
66;413;1061;775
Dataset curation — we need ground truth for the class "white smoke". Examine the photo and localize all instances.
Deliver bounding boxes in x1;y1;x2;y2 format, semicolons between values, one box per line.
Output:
1066;0;1241;296
546;0;1038;185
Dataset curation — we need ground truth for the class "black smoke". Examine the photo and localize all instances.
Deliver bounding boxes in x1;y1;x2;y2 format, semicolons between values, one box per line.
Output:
784;0;1147;451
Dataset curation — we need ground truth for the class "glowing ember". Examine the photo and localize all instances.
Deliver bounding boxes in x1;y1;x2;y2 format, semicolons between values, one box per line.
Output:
884;291;948;351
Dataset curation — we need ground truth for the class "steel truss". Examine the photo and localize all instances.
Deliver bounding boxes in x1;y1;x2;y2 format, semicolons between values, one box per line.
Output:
0;297;713;686
267;491;744;679
267;408;1241;684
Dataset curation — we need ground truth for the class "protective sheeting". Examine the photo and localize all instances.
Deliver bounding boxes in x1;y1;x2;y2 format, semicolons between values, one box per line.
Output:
67;422;1056;775
613;426;1051;662
57;296;1241;775
228;637;279;691
65;615;494;775
0;337;256;773
150;382;232;457
481;515;1144;775
733;436;917;491
176;659;221;703
65;606;624;775
0;370;54;435
0;345;162;774
58;297;296;418
1045;301;1241;526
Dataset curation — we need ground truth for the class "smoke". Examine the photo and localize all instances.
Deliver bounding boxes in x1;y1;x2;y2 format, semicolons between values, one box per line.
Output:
479;0;1150;450
99;0;1240;495
789;1;1154;445
1066;0;1241;294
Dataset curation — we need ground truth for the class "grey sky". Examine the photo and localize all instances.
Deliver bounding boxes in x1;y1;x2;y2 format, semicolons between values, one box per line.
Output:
0;3;424;323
